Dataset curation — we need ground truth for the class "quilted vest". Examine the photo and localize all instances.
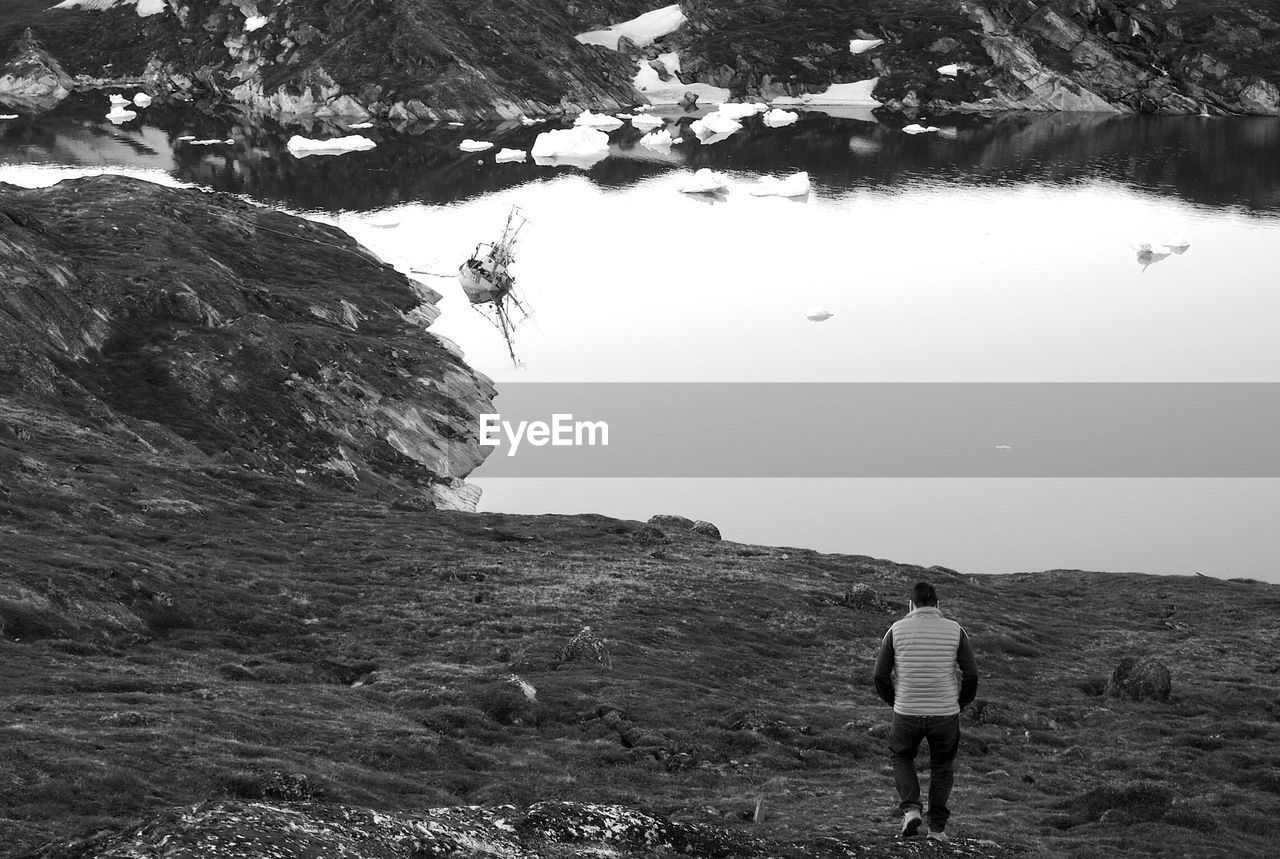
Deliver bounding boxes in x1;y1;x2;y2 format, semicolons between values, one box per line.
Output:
890;606;962;716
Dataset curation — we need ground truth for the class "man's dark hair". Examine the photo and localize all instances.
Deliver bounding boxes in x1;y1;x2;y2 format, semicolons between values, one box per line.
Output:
911;581;938;607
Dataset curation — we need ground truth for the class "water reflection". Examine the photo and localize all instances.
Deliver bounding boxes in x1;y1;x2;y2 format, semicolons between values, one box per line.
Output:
3;95;1280;213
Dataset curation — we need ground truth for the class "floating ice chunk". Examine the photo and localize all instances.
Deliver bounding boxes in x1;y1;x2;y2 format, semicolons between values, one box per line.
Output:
286;134;377;157
762;108;798;128
0;114;18;121
531;126;610;168
902;123;940;134
244;15;269;32
630;113;664;131
106;106;137;124
937;63;960;77
850;39;884;54
176;135;195;141
805;307;834;322
574;110;625;131
448;122;464;127
495;148;527;163
640;129;674;150
520;115;541;126
108;93;129;106
690;112;742;142
186;138;234;145
716;101;768;120
749;171;810;198
677;168;731;193
459;139;494;152
347;121;374;129
576;4;687;50
132;92;152;108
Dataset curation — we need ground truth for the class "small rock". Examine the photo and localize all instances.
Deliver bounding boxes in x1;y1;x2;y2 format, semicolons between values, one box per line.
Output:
928;37;962;54
679;91;699;111
1105;656;1172;702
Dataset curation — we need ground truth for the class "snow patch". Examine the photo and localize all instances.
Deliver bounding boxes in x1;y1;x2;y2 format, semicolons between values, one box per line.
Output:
800;79;881;106
286;134;377;157
937;63;960;77
53;0;166;15
495;148;527;163
633;59;730;105
575;4;687;50
459;139;494;152
850;39;884;54
244;15;269;32
715;102;768;120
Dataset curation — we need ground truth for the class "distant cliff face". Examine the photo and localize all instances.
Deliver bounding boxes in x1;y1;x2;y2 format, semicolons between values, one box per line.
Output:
0;1;1277;121
0;175;495;510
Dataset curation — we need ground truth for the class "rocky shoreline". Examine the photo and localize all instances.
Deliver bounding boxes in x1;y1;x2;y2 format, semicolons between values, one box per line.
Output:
2;1;1278;125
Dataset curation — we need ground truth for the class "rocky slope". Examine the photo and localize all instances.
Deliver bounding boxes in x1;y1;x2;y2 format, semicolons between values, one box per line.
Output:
0;174;495;510
2;1;1278;121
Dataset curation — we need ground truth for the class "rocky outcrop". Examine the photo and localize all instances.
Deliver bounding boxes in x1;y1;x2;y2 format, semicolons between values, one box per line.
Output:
0;28;74;113
33;798;1024;858
0;175;495;510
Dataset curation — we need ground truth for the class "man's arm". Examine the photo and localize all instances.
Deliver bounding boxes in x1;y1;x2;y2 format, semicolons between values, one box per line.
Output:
956;628;979;708
873;630;895;706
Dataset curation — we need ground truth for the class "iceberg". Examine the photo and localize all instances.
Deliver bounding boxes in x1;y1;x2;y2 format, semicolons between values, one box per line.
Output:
132;92;152;108
495;148;527;163
690;112;742;142
805;307;835;322
459;139;494;152
576;4;687;50
762;108;798;128
574;110;625;131
531;126;610;168
630;113;665;131
286;134;377;157
639;129;674;151
0;114;18;121
716;102;768;120
850;39;885;54
105;106;137;124
902;123;940;134
677;168;731;194
108;93;129;106
749;171;810;198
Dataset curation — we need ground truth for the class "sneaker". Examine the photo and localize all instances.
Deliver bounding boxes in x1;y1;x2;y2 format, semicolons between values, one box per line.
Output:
927;830;950;844
900;809;923;837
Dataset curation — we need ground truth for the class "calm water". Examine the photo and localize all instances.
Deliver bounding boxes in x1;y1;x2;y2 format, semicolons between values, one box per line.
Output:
4;97;1279;580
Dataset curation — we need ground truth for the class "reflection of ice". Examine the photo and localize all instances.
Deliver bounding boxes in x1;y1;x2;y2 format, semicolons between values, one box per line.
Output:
1133;239;1191;270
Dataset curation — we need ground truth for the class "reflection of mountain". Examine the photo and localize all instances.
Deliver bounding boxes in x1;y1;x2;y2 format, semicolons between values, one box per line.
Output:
5;97;1280;214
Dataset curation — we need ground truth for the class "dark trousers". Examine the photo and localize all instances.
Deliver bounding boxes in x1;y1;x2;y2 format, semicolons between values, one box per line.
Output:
888;713;961;831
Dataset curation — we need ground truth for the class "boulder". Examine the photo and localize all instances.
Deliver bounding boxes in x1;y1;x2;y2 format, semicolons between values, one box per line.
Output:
679;90;699;110
0;29;74;113
648;514;694;530
690;520;722;541
1105;656;1172;702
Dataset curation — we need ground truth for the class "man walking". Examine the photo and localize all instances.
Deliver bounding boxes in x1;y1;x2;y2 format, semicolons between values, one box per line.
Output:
873;581;979;843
